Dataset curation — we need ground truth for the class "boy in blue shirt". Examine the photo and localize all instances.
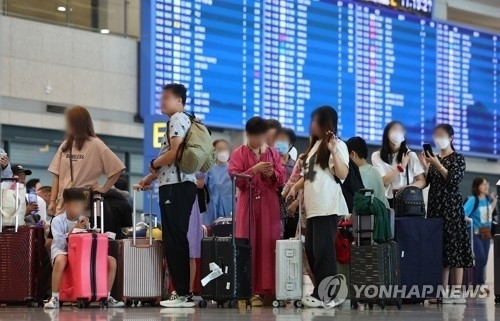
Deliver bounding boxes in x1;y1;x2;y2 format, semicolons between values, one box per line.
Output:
44;188;124;309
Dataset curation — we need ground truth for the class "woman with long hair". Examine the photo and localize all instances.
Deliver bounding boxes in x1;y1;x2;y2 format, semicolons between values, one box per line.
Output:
464;177;496;291
287;106;349;308
421;123;473;304
48;106;125;215
228;116;286;306
371;121;426;207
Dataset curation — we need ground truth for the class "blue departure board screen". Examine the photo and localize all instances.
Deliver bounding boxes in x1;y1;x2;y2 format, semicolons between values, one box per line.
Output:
140;0;500;158
355;0;433;17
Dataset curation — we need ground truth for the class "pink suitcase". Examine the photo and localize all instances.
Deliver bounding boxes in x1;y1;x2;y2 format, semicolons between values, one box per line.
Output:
60;195;109;307
60;233;109;307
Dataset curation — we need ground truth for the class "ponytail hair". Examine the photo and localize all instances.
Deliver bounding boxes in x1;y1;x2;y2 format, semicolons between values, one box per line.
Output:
434;123;455;151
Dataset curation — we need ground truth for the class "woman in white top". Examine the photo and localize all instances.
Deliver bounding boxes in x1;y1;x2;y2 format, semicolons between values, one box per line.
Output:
371;121;426;207
287;106;349;309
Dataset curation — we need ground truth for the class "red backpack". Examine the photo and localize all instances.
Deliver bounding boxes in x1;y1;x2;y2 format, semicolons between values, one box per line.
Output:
335;219;353;264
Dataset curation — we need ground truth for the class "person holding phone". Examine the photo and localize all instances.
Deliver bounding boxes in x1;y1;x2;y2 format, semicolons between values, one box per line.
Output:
371;121;426;207
287;106;349;308
228;116;286;306
0;149;13;178
420;123;473;304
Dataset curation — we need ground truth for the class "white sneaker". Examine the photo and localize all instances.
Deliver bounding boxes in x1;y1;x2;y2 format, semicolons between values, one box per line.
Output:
442;292;466;304
44;297;60;309
302;295;323;308
160;293;196;308
107;296;125;308
323;298;340;309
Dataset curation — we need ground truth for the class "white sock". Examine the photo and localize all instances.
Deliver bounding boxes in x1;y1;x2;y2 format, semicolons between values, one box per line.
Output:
52;292;59;299
108;292;111;298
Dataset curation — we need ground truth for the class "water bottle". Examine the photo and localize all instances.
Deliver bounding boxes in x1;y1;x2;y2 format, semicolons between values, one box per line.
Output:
28;188;38;215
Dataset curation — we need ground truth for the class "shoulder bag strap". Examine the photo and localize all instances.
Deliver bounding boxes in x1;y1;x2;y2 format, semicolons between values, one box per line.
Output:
406;164;410;186
69;146;74;185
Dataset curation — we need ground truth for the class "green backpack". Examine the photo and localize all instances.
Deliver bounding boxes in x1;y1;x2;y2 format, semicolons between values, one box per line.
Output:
168;112;216;174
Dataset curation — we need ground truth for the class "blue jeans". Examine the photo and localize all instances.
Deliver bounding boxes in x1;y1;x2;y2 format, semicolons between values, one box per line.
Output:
473;234;491;285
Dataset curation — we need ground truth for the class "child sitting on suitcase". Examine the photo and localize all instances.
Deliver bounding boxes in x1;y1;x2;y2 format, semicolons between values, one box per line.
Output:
44;188;125;309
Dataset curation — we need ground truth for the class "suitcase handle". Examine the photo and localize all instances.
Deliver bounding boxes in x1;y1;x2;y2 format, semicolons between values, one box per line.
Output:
92;193;104;233
295;190;303;240
132;186;154;247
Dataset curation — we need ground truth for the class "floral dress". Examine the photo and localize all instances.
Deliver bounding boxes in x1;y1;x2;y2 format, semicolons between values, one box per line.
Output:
426;152;473;268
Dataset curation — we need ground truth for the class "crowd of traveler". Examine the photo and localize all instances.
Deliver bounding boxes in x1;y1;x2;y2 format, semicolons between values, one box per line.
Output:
0;82;496;310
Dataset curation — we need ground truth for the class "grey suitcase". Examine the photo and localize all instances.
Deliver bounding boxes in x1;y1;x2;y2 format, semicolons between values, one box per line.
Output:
113;188;163;306
274;192;303;308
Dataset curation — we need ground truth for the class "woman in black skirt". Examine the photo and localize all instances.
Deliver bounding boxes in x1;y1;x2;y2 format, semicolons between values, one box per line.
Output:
421;123;473;304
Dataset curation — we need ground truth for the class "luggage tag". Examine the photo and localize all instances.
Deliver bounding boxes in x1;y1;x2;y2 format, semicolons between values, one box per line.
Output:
201;262;223;286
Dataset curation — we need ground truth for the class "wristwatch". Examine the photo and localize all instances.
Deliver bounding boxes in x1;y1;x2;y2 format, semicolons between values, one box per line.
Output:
397;164;404;173
150;159;160;171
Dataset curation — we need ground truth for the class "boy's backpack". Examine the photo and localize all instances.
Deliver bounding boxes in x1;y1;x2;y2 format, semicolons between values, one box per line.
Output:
168;112;216;174
334;159;365;213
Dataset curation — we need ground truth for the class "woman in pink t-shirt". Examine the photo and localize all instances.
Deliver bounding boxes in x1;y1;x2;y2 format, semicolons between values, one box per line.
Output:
47;106;125;215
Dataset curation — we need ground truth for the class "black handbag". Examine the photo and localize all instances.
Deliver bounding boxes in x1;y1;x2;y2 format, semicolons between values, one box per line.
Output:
393;164;425;217
278;191;290;220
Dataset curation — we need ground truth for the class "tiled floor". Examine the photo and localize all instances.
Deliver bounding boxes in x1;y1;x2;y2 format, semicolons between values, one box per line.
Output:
0;299;498;321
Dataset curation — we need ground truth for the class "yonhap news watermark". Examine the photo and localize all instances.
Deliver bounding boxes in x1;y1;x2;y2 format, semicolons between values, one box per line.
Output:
318;274;490;303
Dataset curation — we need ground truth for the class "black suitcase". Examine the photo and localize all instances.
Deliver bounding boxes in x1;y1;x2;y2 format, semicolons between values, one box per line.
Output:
199;173;253;308
494;234;500;304
350;242;402;310
212;217;233;237
351;188;402;310
200;237;252;307
395;217;443;303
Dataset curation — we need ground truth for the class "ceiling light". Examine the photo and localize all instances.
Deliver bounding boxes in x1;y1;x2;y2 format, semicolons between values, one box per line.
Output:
57;6;66;12
100;29;110;34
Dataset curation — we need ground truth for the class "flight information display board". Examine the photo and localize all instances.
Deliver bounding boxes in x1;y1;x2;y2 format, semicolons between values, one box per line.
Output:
355;0;433;17
140;0;500;158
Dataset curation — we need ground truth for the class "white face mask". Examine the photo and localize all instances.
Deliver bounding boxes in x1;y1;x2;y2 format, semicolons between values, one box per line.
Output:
434;138;450;150
217;150;230;163
389;131;405;147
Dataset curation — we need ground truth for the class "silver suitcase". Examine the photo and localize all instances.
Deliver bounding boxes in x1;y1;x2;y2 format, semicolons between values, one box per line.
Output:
274;192;303;308
116;188;163;305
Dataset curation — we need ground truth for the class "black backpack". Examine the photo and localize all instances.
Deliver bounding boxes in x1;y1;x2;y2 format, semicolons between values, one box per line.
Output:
393;186;426;217
335;159;365;213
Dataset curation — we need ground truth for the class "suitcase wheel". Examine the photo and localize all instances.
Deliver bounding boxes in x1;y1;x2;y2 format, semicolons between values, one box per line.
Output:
272;300;287;308
495;296;500;304
293;300;302;308
351;300;359;310
77;299;85;309
368;303;374;310
100;299;108;308
228;300;237;308
25;299;34;308
396;301;402;310
216;301;224;308
198;300;208;308
379;299;385;310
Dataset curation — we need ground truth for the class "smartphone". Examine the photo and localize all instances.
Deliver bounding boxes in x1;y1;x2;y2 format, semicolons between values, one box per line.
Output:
423;143;434;157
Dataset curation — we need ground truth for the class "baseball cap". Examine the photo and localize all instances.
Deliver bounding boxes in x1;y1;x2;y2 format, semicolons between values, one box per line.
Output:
12;164;33;176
